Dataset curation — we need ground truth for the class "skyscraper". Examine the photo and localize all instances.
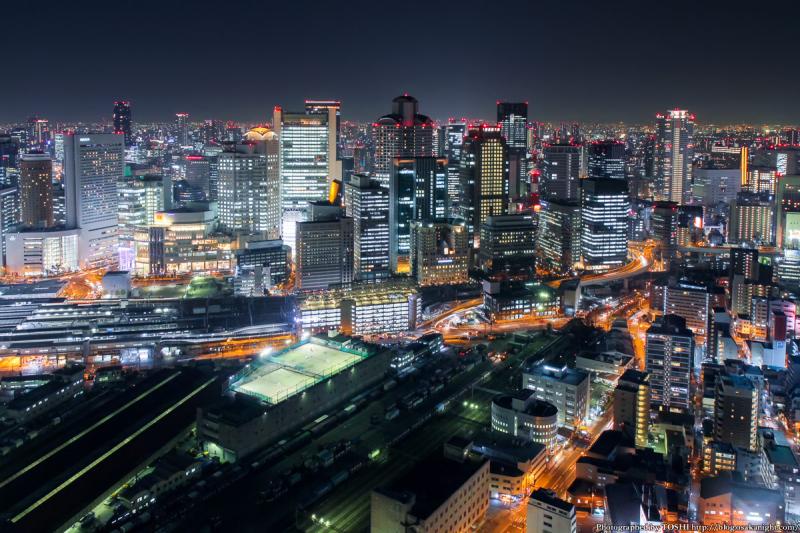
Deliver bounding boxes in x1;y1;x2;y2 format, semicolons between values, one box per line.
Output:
344;174;390;281
728;191;775;245
18;153;53;229
113;101;133;146
295;204;354;291
244;127;281;240
304;99;342;175
580;178;629;271
117;174;168;271
27;116;50;151
217;143;271;235
714;374;758;452
372;94;435;189
441;121;467;216
389;157;448;273
459;124;509;248
588;140;625;180
655;109;695;203
541;144;583;201
175;112;190;146
64;133;124;267
410;219;469;286
537;198;581;274
273;105;336;250
497;102;529;198
645;314;694;411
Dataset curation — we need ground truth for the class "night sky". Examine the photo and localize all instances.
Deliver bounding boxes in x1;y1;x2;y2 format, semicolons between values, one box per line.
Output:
2;0;799;125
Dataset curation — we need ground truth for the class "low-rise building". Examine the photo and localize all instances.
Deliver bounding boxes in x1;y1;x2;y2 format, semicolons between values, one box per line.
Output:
490;391;558;452
522;364;589;430
698;473;785;526
527;489;576;533
370;441;489;533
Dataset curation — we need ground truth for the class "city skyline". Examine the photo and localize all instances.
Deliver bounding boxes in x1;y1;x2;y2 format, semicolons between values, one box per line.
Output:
2;0;800;124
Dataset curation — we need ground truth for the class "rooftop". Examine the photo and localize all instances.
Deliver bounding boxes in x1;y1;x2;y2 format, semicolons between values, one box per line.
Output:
375;451;487;521
231;336;374;405
530;488;574;513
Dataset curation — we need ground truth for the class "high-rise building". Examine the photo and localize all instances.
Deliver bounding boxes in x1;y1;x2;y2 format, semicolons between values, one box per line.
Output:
244;127;281;239
410;219;469;286
497;102;529;199
478;213;537;273
344;175;390;281
27;116;50;151
175;113;190;146
527;489;576;533
18;153;53;229
371;94;435;189
117;174;168;271
0;187;19;265
645;314;694;411
613;369;650;448
655;109;695;203
217;144;270;235
459;124;509;247
295;204;354;291
580;178;629;271
64;133;124;267
184;154;211;200
588;140;625;180
536;198;581;274
389;157;448;273
113;101;133;146
273;105;336;250
441;121;467;216
541;144;583;201
304;100;342;175
728;191;775;245
714;375;758;452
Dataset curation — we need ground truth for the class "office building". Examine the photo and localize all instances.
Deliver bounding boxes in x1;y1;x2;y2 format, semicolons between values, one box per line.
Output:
588;140;625;180
478;213;537;272
235;238;290;291
522;364;589;430
0;187;19;264
409;219;469;286
304;99;342;173
217;142;277;236
645;315;694;411
441;121;467;216
371;94;435;189
295;204;354;291
714;375;758;452
18;152;53;229
371;445;489;533
527;489;576;533
698;474;785;527
113;101;133;145
4;227;80;276
184;154;211;200
273;105;336;249
243;127;281;239
297;280;419;335
175;112;189;145
459;124;509;247
497;102;529;198
728;191;774;245
613;369;650;448
655;109;694;203
344;175;390;281
491;391;558;451
389;157;448;272
117;174;169;271
580;178;629;271
536;198;580;274
541;144;583;201
691;166;741;206
654;281;711;336
64;133;124;267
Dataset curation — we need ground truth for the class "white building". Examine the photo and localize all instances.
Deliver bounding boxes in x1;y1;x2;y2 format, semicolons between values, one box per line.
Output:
64;133;124;268
527;488;576;533
5;227;80;277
